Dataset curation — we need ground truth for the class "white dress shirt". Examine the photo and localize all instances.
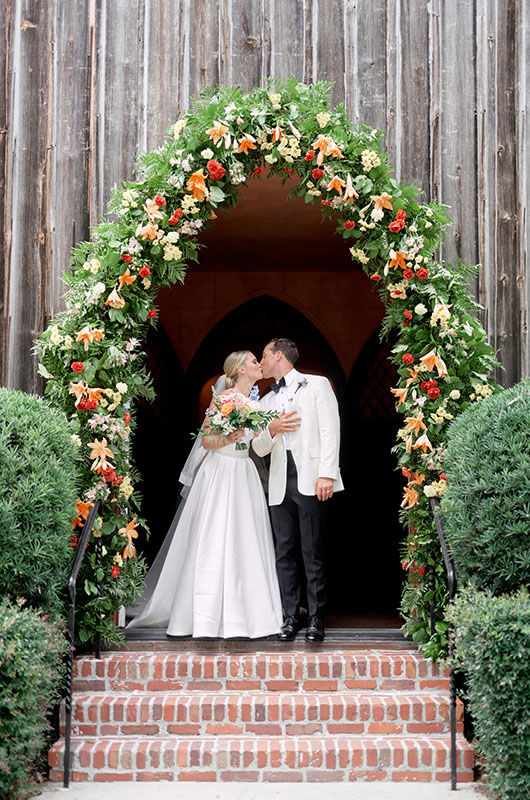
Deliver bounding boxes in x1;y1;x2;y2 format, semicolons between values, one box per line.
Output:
273;368;302;450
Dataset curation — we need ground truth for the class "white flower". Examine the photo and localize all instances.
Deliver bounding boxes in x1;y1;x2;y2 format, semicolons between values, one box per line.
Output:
92;281;106;300
201;148;214;159
425;208;434;217
371;208;384;222
50;325;63;346
71;434;82;447
425;221;432;228
349;247;369;265
116;382;128;395
414;303;428;316
423;485;437;498
142;278;151;289
166;231;180;243
449;389;461;401
181;159;192;172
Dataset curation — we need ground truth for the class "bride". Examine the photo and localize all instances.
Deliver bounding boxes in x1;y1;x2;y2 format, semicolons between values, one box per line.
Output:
127;350;283;638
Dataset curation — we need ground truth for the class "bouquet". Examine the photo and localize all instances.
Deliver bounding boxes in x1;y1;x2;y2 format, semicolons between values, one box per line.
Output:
198;389;278;450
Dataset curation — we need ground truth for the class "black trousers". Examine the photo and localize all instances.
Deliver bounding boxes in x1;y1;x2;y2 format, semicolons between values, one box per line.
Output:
270;451;327;617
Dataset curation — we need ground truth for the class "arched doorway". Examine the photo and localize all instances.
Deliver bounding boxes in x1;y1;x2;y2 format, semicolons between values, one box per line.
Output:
134;296;401;624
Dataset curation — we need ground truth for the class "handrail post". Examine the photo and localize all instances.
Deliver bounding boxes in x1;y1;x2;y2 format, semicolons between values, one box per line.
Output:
95;538;103;660
428;495;458;791
63;500;101;788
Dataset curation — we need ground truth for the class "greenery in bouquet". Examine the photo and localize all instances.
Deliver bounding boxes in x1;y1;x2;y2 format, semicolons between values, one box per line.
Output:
36;77;497;654
201;390;278;450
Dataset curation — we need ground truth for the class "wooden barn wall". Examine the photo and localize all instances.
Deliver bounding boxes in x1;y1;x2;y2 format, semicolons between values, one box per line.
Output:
1;0;528;391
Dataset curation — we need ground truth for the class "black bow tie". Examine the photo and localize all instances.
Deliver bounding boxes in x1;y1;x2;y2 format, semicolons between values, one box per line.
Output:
270;376;286;394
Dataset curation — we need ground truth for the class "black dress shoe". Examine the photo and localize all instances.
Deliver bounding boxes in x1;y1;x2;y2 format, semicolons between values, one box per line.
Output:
278;615;301;641
305;615;325;642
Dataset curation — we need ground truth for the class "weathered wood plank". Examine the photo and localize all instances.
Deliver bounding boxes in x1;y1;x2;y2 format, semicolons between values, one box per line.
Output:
269;0;305;83
438;0;479;279
5;0;53;391
188;0;220;100
314;0;345;108
347;0;388;131
49;0;92;315
518;0;529;377
230;0;266;91
0;1;15;386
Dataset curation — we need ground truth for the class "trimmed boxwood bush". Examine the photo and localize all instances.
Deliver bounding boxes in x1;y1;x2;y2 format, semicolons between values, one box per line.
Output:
448;587;530;800
441;380;530;593
0;388;80;618
0;598;66;800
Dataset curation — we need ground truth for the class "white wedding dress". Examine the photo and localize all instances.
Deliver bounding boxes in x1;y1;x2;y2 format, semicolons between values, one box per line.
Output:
127;428;282;638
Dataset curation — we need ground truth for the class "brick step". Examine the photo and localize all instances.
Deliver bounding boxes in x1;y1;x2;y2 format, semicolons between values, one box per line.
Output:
73;650;449;693
49;734;474;783
62;691;464;738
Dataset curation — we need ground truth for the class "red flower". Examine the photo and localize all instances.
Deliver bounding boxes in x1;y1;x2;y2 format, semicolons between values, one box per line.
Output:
404;309;413;320
206;159;226;180
103;467;117;483
417;268;429;279
420;381;431;392
154;194;166;206
439;472;448;481
321;199;331;207
168;208;182;226
389;220;405;233
370;274;382;282
112;565;120;578
304;149;316;161
70;535;79;549
253;167;263;175
112;475;123;487
403;321;410;327
312;168;324;180
87;399;98;411
417;565;426;577
396;209;407;221
402;467;412;478
428;387;440;400
139;266;151;277
344;220;355;230
124;413;131;425
77;398;88;410
147;309;157;319
284;167;295;174
402;353;414;365
71;361;84;373
121;253;133;263
403;268;414;280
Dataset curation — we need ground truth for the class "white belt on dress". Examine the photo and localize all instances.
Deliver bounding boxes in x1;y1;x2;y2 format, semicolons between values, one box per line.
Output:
215;448;249;459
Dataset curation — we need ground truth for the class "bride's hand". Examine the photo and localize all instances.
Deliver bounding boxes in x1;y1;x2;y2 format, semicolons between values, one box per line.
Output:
226;430;245;445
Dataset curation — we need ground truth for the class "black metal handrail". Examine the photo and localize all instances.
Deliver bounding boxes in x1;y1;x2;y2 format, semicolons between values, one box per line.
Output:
428;495;458;791
63;499;101;788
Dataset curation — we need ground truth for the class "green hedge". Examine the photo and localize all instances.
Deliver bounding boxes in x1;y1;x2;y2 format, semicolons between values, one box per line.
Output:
448;587;530;800
441;380;530;593
0;598;66;800
0;388;80;618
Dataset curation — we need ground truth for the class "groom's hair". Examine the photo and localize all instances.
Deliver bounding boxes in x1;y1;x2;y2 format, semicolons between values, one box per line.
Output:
268;338;299;365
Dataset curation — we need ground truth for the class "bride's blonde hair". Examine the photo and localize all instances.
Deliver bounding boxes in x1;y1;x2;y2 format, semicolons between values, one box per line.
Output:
223;351;250;389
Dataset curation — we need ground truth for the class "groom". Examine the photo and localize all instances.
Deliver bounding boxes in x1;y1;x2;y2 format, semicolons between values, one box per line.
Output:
253;338;343;642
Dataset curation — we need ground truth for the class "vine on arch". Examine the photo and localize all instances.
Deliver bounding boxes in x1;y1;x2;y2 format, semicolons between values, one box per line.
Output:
37;78;496;654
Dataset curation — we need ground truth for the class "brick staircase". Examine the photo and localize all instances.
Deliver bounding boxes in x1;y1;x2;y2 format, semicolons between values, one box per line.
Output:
49;646;474;783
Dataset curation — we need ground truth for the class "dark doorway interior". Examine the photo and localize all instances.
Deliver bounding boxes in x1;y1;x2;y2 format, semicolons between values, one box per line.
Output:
133;297;403;622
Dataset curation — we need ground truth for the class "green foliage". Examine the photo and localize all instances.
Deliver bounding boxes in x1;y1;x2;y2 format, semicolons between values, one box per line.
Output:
448;587;530;800
34;77;496;651
0;598;66;800
441;380;530;593
0;389;80;618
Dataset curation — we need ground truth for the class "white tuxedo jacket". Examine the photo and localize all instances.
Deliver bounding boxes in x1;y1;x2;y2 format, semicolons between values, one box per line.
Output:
252;372;344;506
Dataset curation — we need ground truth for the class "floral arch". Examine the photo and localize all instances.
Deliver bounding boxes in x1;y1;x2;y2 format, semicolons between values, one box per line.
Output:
37;78;496;656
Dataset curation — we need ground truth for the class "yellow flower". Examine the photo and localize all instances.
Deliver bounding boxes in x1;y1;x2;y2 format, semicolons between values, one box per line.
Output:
316;111;331;128
173;119;187;140
164;243;182;262
349;248;369;265
361;149;382;171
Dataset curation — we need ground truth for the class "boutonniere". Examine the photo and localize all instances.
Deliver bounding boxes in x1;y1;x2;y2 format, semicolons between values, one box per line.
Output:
294;378;308;394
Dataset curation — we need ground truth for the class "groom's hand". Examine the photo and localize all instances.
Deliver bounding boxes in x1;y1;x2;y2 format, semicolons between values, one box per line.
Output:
316;477;334;501
269;410;301;437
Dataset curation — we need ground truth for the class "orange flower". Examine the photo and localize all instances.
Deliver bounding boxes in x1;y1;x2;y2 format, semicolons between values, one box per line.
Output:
236;134;257;154
205;120;229;145
409;472;426;487
220;400;235;417
71;498;93;529
186;169;208;201
86;387;105;403
413;433;434;453
143;198;164;222
69;380;86;405
105;288;125;309
405;368;419;388
327;140;344;160
401;486;419;508
343;173;359;202
119;518;139;559
271;125;283;143
75;326;105;351
420;350;448;378
118;268;137;291
371;192;393;211
311;134;344;165
87;437;115;473
135;222;158;241
389;250;409;270
403;411;427;436
327;175;346;195
390;387;408;406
